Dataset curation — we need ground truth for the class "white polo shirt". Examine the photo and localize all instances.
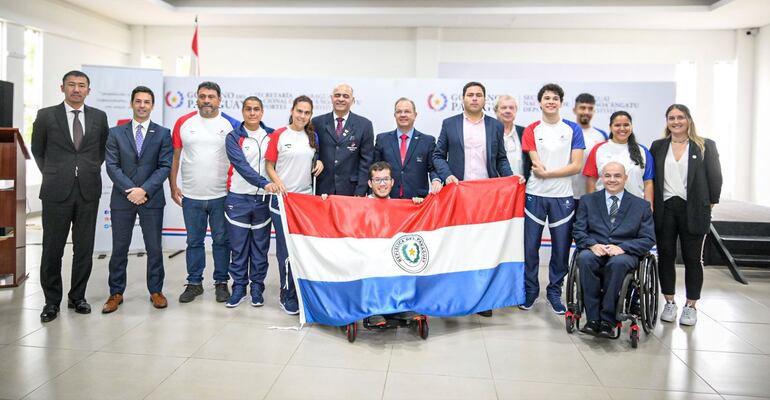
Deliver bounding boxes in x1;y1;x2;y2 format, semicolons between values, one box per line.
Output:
584;140;654;199
265;126;316;194
571;126;608;199
521;119;585;198
172;111;239;200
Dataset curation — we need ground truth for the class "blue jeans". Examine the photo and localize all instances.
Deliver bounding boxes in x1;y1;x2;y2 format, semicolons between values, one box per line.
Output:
182;196;230;285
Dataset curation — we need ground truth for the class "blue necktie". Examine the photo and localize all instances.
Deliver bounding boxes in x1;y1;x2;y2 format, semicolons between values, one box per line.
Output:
135;124;144;156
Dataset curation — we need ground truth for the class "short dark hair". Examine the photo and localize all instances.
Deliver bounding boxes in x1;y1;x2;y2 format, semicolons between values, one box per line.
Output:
62;70;90;86
462;81;486;97
131;86;155;104
197;81;221;97
369;161;393;179
537;83;564;102
575;93;595;105
242;96;263;110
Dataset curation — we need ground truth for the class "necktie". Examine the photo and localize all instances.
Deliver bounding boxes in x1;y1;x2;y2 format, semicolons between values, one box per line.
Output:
72;110;83;150
135;124;144;156
399;134;408;197
335;117;344;138
609;195;619;225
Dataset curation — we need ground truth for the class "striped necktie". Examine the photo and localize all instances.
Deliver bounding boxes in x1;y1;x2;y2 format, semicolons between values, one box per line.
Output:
609;195;619;225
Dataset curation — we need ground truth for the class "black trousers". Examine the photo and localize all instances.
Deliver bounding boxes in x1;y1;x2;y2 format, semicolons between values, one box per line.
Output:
40;180;99;306
656;197;706;300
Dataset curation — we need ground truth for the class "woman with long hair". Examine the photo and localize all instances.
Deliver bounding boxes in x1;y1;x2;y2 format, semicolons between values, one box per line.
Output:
583;110;654;203
650;104;722;326
264;95;323;315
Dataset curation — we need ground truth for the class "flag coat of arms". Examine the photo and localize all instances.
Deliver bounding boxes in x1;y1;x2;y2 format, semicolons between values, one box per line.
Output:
278;176;526;325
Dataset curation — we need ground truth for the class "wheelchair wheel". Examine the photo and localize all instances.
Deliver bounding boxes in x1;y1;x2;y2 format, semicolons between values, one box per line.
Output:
418;318;429;340
565;250;582;333
615;273;636;324
346;322;357;343
639;254;660;334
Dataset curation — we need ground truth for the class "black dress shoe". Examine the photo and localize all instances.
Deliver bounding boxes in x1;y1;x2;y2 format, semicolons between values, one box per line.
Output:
477;310;493;317
598;320;615;338
40;304;60;323
68;299;92;314
581;320;601;335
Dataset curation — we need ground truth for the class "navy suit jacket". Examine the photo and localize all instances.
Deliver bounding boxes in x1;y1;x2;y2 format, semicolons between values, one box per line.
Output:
432;114;512;182
573;189;655;257
312;111;374;196
105;121;173;209
374;129;439;198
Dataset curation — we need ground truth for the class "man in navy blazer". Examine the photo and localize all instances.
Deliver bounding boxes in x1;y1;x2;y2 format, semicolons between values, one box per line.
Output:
374;97;441;199
573;162;655;337
313;84;374;196
102;86;173;313
432;81;512;186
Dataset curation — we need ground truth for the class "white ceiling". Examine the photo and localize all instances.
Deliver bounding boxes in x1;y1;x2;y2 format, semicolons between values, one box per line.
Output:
61;0;770;30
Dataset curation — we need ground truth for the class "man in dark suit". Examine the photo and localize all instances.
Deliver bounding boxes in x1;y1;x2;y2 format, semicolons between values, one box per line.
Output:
102;86;173;314
31;70;110;322
313;83;374;196
432;81;513;317
374;97;441;199
573;161;655;337
494;94;531;181
432;81;512;186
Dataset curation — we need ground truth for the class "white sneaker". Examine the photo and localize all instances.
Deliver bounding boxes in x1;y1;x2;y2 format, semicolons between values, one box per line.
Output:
679;305;698;326
660;302;677;323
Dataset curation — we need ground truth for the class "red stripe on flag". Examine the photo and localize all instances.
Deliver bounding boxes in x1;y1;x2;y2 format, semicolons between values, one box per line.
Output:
284;176;525;238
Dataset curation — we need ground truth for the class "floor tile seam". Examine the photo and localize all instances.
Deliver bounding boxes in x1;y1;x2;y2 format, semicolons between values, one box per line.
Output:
17;349;97;400
261;324;313;400
173;313;232;359
669;347;725;396
7;325;45;346
670;347;770;357
714;320;770;354
141;356;192;400
561;330;607;388
478;321;501;400
492;376;606;388
93;316;151;352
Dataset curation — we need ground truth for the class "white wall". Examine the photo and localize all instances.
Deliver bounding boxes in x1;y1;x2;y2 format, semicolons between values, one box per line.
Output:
752;24;770;206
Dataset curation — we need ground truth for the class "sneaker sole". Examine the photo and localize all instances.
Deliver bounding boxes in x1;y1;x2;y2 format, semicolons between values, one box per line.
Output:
660;315;676;323
251;301;264;307
225;295;248;308
548;302;566;315
280;303;299;315
518;300;536;311
679;319;697;326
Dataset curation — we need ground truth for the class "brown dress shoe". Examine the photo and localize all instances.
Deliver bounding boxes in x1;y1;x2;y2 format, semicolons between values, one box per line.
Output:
102;294;123;314
150;292;168;309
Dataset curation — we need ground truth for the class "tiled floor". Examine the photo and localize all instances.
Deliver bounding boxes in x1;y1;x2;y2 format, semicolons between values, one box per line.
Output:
1;223;770;399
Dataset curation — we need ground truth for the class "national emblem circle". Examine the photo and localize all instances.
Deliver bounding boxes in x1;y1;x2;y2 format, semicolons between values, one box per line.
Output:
391;234;430;274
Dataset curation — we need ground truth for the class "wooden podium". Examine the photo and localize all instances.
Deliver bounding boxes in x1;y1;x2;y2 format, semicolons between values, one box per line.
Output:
0;128;29;287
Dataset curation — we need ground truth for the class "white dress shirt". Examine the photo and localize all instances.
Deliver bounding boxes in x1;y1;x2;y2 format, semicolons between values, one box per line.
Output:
64;102;86;141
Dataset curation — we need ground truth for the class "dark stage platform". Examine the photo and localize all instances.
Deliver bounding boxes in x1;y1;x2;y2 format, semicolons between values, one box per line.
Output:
705;200;770;284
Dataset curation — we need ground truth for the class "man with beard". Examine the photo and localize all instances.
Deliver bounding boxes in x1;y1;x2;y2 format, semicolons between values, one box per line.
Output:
571;93;608;205
169;81;240;304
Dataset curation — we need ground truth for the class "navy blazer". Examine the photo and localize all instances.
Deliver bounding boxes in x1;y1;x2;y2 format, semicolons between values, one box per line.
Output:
514;124;532;182
312;111;374;196
573;189;655;257
432;114;512;182
374;129;439;198
105;121;173;210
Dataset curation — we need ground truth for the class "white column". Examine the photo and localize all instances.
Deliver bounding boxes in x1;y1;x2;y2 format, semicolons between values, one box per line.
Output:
415;27;441;78
5;22;25;129
129;25;145;66
752;25;770;205
734;29;756;202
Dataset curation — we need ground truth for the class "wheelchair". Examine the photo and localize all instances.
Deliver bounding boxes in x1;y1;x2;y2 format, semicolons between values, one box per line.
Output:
564;249;659;348
343;313;429;343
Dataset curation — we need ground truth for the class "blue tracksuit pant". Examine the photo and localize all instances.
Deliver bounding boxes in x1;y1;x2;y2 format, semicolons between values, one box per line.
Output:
269;195;297;303
225;193;271;294
524;194;576;302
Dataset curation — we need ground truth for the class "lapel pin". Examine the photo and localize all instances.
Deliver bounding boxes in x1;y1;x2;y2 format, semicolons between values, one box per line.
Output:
692;155;697;159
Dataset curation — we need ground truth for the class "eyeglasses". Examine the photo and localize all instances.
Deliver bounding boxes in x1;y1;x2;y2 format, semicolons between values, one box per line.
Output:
370;177;392;184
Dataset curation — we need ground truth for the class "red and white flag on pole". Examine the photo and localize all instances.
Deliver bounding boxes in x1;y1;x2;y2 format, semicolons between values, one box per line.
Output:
190;15;200;76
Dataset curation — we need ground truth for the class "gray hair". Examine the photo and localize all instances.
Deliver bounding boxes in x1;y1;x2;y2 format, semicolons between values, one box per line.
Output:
394;97;416;113
601;161;627;175
494;95;519;112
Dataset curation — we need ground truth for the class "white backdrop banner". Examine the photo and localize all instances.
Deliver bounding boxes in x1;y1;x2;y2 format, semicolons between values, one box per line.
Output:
82;65;164;253
76;67;674;253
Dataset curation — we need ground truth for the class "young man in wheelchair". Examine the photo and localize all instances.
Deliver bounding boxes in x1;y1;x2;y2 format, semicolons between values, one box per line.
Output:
572;162;655;337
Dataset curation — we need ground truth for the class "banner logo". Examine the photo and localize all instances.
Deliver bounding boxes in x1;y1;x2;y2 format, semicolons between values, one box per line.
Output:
427;93;448;111
165;91;184;108
391;234;430;273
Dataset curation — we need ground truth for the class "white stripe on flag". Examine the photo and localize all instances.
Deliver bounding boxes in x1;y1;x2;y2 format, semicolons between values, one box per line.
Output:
289;218;524;282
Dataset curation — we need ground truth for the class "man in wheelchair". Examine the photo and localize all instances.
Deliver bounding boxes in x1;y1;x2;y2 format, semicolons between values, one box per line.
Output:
572;162;655;337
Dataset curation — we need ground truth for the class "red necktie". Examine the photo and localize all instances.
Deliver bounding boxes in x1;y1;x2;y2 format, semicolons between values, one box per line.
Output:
400;134;408;197
335;117;344;138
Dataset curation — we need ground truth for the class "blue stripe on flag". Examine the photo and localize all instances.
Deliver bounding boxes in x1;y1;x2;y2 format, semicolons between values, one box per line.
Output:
297;261;525;326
